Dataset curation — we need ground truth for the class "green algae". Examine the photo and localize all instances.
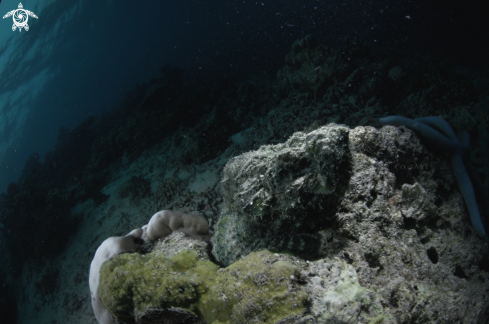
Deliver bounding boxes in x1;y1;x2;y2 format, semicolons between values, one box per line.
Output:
99;250;308;324
99;249;217;323
200;251;308;324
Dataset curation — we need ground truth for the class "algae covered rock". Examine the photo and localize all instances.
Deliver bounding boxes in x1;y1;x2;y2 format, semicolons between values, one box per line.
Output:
99;249;216;323
98;246;308;324
199;251;308;324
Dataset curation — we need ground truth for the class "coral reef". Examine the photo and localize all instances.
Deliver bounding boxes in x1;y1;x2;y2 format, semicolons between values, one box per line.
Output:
3;35;489;324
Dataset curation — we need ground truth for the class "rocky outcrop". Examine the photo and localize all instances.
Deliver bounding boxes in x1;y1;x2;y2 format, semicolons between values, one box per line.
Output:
92;123;489;324
211;123;489;323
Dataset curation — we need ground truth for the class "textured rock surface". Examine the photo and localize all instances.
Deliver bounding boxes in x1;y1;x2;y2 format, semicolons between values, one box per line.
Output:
212;123;489;323
213;124;350;265
199;250;308;324
99;234;309;324
99;249;217;324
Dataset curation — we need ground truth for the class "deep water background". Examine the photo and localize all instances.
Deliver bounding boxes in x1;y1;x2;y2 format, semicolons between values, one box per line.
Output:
0;0;488;192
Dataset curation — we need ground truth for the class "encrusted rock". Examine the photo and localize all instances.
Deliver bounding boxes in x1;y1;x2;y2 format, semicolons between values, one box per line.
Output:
213;124;350;265
211;123;489;323
99;245;308;324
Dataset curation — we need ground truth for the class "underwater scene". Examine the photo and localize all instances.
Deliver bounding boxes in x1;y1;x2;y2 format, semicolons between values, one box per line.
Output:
0;0;488;323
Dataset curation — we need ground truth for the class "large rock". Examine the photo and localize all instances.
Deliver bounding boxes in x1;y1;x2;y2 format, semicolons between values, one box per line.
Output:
213;124;350;265
211;123;489;323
